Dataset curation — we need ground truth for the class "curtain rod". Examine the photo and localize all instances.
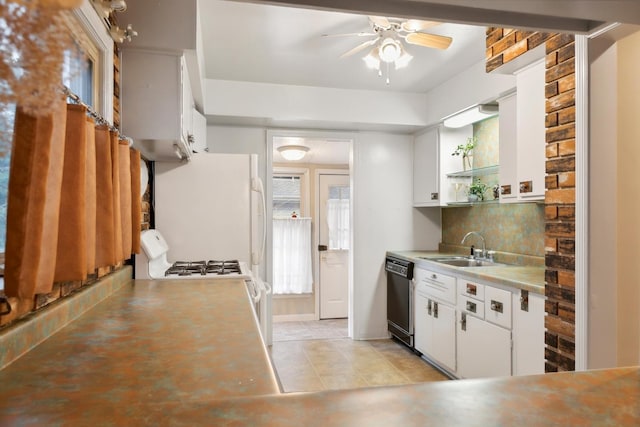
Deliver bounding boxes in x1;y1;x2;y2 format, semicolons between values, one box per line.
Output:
63;86;132;146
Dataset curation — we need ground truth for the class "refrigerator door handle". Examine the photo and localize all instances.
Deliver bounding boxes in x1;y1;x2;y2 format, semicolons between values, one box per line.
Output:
251;176;266;268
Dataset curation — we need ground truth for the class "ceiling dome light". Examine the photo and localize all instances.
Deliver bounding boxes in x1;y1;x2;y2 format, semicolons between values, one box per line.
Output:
378;38;402;63
277;145;309;161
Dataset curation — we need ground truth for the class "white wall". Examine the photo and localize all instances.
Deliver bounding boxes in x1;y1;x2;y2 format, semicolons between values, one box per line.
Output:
351;132;441;340
208;126;441;339
207;125;267;183
616;30;640;366
588;37;618;369
423;60;516;127
204;79;428;132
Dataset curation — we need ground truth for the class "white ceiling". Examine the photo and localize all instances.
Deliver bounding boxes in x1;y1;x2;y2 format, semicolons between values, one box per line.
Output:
273;136;351;165
199;0;486;93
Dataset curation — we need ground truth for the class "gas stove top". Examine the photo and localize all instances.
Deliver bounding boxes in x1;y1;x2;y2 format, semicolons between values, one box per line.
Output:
164;260;244;277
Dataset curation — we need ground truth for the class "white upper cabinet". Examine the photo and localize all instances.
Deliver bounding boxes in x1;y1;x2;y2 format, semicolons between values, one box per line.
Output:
121;50;193;162
413;127;440;206
498;92;518;202
413;125;473;207
498;59;546;203
515;59;546;200
191;109;207;154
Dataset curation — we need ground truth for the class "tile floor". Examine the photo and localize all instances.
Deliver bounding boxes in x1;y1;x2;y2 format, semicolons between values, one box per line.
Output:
273;318;348;342
270;320;449;393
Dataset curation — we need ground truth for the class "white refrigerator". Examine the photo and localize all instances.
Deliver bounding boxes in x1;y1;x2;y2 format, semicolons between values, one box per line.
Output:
134;152;271;344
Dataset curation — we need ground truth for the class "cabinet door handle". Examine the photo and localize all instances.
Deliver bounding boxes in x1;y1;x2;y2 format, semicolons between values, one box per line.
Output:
466;283;477;296
431;273;437;280
490;300;504;313
430;192;439;200
460;312;467;331
427;299;432;316
466;300;476;313
520;289;529;312
433;301;438;319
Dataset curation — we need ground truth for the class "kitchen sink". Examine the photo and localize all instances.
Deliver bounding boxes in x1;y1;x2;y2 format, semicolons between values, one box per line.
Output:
420;256;504;268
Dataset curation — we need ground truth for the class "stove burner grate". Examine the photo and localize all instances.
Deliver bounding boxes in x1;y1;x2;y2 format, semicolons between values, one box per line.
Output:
164;260;242;277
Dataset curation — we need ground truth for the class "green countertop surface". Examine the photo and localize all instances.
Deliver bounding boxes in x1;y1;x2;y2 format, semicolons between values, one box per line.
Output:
1;277;638;426
388;250;546;295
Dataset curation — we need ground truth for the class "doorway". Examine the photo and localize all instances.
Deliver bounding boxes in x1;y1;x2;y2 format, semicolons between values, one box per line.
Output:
318;172;350;319
267;131;353;330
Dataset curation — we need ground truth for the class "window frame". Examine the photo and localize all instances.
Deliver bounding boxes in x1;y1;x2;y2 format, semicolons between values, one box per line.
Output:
65;2;114;121
273;167;310;218
0;3;113;265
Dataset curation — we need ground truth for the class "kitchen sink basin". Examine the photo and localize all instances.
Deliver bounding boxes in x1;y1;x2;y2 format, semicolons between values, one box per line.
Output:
420;256;504;268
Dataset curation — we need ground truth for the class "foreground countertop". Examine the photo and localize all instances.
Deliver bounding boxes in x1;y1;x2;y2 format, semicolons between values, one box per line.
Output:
0;279;280;424
183;367;640;426
389;250;546;295
1;276;638;426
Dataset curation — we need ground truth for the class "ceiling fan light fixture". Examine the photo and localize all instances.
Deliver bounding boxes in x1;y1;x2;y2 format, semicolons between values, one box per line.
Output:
278;145;309;161
363;50;380;69
394;50;413;69
378;38;401;63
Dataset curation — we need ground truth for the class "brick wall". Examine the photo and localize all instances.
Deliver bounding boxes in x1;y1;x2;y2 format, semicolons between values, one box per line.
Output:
486;29;577;372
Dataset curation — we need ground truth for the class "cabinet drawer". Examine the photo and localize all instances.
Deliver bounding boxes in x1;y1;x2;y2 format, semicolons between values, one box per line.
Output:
457;279;485;301
414;268;456;305
458;295;484;319
485;286;512;329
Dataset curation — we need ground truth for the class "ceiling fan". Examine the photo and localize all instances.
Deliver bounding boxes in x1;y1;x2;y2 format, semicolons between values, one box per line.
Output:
325;16;453;83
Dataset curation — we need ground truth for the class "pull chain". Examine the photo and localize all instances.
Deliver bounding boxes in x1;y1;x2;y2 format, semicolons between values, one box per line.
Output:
386;62;390;85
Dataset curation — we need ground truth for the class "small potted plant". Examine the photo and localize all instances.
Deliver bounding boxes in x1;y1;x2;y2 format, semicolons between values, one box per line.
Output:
467;178;488;202
452;136;476;171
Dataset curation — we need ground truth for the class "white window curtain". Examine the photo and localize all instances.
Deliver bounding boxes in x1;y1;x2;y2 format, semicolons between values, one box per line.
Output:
327;199;350;250
273;218;313;294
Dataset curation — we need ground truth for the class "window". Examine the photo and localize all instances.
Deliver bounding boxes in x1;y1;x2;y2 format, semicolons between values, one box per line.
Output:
327;184;350;250
273;175;302;218
0;11;100;254
272;170;312;294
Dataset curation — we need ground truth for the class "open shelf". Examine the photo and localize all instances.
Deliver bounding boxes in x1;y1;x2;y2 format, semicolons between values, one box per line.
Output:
445;199;500;207
446;165;499;178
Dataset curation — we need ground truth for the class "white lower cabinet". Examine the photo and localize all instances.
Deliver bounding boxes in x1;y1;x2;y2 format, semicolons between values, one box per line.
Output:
414;269;456;373
512;290;546;375
413;265;544;379
457;312;512;378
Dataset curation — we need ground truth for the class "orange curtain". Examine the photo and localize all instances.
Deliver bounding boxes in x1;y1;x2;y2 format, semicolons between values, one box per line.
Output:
5;99;144;301
94;125;116;268
54;104;87;282
110;131;123;263
4;99;67;299
85;117;97;274
129;149;142;254
118;141;132;260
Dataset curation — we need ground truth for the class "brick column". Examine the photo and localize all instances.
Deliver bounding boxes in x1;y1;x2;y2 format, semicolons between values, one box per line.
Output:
487;29;577;372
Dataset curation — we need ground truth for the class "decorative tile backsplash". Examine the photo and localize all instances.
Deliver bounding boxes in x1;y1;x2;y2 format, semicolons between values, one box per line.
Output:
472;116;499;169
442;202;545;257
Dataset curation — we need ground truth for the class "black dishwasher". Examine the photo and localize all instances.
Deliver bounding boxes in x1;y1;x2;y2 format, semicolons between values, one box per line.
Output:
385;256;415;349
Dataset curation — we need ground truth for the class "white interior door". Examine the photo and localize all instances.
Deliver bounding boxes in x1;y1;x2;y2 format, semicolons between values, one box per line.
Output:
319;174;349;319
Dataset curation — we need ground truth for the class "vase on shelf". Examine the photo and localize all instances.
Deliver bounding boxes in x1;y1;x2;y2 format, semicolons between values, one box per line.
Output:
463;154;473;171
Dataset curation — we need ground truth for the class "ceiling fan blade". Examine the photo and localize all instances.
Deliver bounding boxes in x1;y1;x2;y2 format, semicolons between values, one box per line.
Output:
405;32;452;50
340;38;378;58
401;19;440;32
369;15;390;29
322;32;376;38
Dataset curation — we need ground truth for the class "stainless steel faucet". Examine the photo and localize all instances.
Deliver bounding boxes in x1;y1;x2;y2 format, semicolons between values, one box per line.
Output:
461;231;486;258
